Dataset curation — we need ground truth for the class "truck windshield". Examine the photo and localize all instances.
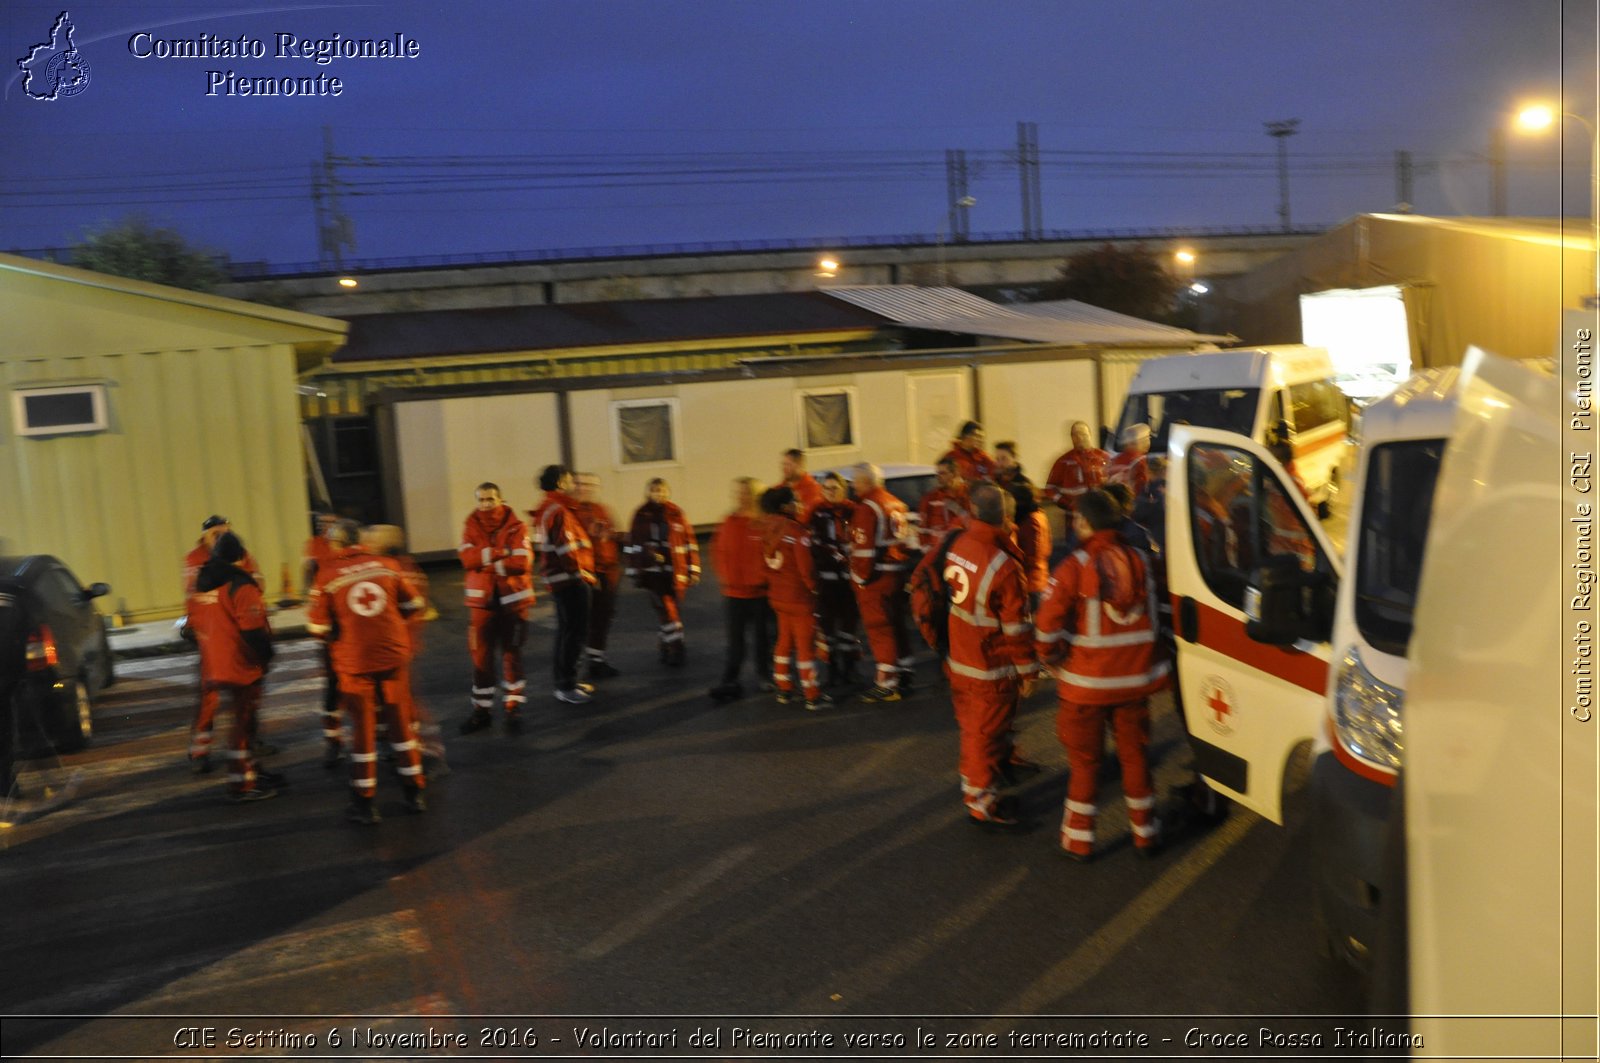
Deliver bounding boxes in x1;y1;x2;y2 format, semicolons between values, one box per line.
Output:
1354;439;1445;657
1120;388;1261;451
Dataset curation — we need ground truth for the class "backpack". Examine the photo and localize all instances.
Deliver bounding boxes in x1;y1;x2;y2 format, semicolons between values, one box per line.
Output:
909;527;963;656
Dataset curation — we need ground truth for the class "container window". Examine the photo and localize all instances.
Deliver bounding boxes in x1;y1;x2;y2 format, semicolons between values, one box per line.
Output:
613;399;678;467
12;385;108;437
799;388;856;450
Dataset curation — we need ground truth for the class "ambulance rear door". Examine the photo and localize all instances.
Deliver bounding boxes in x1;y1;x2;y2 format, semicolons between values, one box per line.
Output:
1165;425;1343;823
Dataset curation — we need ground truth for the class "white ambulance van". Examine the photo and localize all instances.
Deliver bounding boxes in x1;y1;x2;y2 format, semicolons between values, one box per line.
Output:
1166;346;1593;1057
1115;346;1349;516
1305;367;1458;973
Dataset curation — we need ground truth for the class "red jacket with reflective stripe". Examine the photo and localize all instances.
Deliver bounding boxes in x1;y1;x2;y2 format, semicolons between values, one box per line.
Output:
1033;529;1169;705
712;512;769;598
849;487;911;586
308;548;418;676
944;521;1037;683
190;565;272;688
458;505;535;610
1105;449;1150;498
1043;446;1109;511
576;500;624;588
530;493;596;590
762;515;817;612
184;541;260;616
1013;510;1051;594
626;500;700;587
939;442;994;484
785;474;825;521
917;483;970;552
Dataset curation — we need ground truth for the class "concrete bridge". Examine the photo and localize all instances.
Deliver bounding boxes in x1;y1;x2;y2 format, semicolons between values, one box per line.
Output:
218;226;1321;317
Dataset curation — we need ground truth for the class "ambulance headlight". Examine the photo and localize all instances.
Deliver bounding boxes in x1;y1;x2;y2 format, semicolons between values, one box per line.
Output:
1332;648;1404;771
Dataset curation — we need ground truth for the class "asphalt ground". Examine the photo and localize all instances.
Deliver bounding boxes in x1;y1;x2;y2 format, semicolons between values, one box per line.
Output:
1;549;1367;1059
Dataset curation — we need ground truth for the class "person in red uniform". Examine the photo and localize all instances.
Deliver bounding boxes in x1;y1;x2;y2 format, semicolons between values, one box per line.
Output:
364;524;448;774
761;486;832;710
183;515;264;772
808;472;862;687
1105;422;1152;499
1034;489;1171;862
575;472;625;682
939;420;994;484
457;482;535;734
943;483;1040;827
189;531;281;803
779;448;824;520
849;462;915;702
532;465;597;706
309;522;428;824
1007;482;1051;609
916;457;970;553
303;517;355;767
1044;421;1109;517
626;478;700;667
709;477;773;701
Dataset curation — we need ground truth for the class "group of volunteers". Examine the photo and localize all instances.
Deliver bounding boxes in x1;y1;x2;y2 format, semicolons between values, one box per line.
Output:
182;514;436;824
904;419;1175;862
178;414;1177;858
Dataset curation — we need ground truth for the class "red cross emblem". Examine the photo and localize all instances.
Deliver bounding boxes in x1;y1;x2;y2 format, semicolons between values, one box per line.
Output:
348;580;387;618
1200;676;1237;736
1209;688;1231;723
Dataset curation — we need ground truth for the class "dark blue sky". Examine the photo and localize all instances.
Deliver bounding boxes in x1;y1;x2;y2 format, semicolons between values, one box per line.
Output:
3;0;1594;270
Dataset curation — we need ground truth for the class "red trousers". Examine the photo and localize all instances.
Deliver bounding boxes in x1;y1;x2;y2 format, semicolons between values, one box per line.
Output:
646;585;685;647
209;681;263;794
951;673;1021;813
468;607;527;714
189;680;221;760
854;575;912;688
771;605;819;701
339;665;426;799
1056;698;1157;856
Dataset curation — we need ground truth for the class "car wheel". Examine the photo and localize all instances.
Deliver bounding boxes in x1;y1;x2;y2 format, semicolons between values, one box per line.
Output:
55;678;93;752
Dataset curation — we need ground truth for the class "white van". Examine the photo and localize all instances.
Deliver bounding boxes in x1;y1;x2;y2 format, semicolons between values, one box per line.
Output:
1162;342;1594;1054
1115;346;1350;516
1305;367;1458;974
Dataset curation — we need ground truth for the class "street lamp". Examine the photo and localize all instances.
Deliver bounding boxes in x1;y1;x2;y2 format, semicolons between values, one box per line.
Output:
935;196;977;285
1515;103;1600;292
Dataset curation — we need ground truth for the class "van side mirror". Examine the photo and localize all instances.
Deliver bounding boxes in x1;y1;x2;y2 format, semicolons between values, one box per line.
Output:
86;582;111;599
1243;558;1333;645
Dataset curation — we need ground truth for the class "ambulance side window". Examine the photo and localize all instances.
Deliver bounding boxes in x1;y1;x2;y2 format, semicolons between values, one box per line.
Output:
1187;444;1256;610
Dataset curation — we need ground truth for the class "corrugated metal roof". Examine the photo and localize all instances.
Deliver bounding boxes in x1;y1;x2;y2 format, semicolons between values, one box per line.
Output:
824;285;1231;346
333;290;891;363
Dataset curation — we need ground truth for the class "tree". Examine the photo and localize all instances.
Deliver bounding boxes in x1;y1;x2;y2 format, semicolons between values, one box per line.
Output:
71;216;229;293
1025;242;1182;322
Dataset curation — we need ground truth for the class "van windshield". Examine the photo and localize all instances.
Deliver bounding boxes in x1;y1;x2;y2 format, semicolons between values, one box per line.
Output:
1119;388;1261;451
1354;439;1445;657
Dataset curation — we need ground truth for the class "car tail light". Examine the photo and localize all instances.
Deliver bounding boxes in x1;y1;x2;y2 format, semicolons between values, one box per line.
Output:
25;624;58;671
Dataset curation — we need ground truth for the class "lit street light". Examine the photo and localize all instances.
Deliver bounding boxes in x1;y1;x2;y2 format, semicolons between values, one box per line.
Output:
935;196;977;285
1516;102;1600;292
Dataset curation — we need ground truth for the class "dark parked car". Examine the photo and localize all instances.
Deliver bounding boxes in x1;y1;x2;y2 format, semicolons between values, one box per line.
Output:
1;555;115;762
